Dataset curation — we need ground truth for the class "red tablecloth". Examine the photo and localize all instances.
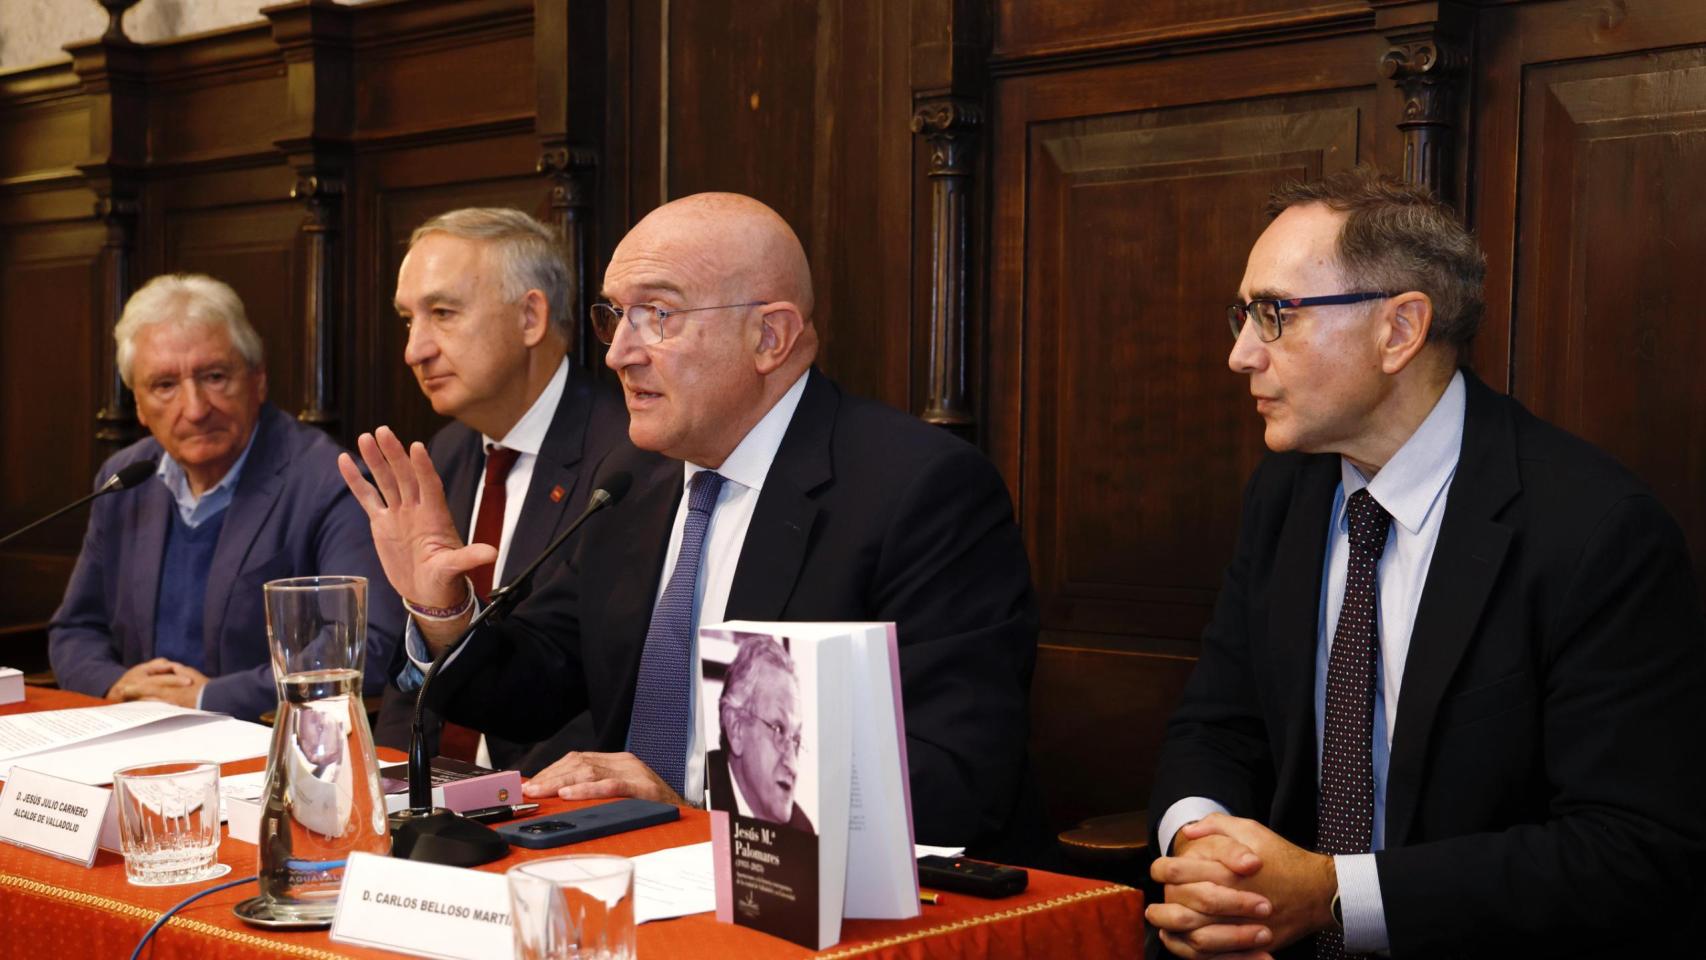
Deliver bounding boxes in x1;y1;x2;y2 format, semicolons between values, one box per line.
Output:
0;686;1143;958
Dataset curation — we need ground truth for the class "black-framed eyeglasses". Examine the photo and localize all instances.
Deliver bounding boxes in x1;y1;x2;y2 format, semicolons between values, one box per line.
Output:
589;300;768;345
1226;292;1394;343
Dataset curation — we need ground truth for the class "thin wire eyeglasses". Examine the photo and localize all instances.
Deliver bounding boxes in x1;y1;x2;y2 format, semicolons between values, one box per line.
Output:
1226;292;1394;342
732;706;803;755
590;300;769;345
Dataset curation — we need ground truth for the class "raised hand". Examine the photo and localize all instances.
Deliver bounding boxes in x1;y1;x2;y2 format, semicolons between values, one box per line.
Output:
337;426;496;618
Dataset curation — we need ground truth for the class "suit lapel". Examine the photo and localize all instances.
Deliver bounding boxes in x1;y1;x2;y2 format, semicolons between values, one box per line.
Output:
1265;455;1338;838
725;370;833;621
1385;373;1518;846
203;408;289;674
499;376;591;583
597;465;683;732
128;477;173;661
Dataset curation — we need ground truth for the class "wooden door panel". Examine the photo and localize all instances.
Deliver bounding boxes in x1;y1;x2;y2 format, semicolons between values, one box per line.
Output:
1024;93;1368;642
1512;47;1706;592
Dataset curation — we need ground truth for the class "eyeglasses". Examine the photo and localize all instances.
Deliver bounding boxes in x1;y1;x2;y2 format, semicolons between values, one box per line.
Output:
732;707;802;755
1226;292;1394;342
590;300;768;345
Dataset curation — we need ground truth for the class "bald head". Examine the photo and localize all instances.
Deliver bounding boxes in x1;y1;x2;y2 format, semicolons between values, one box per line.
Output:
601;193;819;466
618;193;815;321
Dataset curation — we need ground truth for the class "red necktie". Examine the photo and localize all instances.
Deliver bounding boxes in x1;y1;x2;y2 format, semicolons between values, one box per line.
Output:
1315;488;1390;959
440;444;521;763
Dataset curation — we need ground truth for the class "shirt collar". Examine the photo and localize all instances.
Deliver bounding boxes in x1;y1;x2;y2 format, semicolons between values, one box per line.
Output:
157;414;262;527
1340;369;1466;535
684;371;810;493
482;357;568;458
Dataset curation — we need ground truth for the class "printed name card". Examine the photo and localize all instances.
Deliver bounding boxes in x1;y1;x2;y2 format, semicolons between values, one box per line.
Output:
0;667;22;705
332;851;515;960
0;767;115;866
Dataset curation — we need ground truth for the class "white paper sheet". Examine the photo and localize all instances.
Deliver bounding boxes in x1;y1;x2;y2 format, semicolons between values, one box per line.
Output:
0;701;207;762
631;841;717;924
914;843;965;859
0;714;272;784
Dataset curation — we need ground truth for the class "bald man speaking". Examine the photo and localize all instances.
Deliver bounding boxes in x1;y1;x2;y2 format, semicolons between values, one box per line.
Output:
340;193;1040;857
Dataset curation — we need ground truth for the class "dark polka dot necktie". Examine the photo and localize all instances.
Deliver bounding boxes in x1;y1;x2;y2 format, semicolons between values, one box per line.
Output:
1316;488;1390;959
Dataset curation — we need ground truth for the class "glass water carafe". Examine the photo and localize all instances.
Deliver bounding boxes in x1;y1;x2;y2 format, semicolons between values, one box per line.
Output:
246;575;390;925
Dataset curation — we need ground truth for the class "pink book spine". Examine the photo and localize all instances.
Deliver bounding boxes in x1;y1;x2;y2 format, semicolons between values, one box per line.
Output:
710;808;734;923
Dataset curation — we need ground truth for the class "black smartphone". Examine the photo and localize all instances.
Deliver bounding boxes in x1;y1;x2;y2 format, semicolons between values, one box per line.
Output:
495;798;680;849
916;855;1029;898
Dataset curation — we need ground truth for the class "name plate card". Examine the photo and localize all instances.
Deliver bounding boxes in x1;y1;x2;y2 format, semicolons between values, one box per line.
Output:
332;851;515;960
0;767;115;866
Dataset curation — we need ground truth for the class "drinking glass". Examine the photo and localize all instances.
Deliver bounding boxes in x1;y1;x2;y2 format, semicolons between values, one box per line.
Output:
111;760;227;886
507;855;637;960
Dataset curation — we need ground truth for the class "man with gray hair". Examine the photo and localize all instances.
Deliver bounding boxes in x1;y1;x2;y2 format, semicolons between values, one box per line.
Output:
49;273;402;721
371;208;637;771
707;638;811;832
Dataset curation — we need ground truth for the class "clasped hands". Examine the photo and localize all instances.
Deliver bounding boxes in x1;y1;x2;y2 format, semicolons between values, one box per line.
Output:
106;657;208;708
1146;814;1337;960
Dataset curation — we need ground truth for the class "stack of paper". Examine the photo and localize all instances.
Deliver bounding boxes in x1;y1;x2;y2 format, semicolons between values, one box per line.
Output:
0;701;272;785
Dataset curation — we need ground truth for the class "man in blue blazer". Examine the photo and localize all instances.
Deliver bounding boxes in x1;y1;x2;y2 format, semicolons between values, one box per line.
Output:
49;273;402;722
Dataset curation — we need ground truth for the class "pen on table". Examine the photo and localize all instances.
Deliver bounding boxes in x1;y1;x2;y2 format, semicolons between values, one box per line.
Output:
920;891;942;906
458;803;540;824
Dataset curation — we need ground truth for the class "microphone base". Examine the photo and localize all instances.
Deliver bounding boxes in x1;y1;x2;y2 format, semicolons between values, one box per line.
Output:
388;807;510;867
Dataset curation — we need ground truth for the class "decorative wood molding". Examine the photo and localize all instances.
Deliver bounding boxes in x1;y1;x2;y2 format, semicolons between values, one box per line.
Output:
90;184;141;446
537;145;600;368
1377;4;1472;204
911;97;983;436
290;170;344;430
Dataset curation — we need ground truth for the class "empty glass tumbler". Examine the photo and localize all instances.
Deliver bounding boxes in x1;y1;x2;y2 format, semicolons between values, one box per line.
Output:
112;759;227;886
508;855;637;960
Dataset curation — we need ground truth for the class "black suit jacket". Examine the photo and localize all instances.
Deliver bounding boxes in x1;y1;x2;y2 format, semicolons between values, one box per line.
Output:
1151;371;1706;957
705;748;815;834
375;365;637;773
427;369;1040;855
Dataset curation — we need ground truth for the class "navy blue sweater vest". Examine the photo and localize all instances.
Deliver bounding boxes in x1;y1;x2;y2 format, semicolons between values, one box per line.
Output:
152;508;227;670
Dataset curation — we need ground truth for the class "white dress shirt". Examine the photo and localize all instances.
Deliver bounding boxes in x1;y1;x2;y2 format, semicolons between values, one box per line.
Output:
471;357;568;583
1158;370;1466;954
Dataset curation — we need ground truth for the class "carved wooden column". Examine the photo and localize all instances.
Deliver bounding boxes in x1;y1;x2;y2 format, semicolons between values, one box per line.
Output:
912;100;982;435
69;1;147;449
538;146;599;365
535;0;607;370
1375;2;1472;205
269;0;353;433
290;172;343;429
910;0;988;439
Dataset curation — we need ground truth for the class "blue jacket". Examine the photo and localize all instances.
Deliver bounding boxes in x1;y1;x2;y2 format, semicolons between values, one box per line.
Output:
49;403;402;721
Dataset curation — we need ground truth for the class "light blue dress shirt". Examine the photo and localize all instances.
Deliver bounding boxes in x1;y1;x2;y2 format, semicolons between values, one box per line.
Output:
156;426;259;528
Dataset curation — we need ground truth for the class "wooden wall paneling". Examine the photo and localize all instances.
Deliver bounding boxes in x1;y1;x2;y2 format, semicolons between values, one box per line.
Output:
0;222;104;623
988;28;1382;832
1479;0;1706;598
993;0;1370;63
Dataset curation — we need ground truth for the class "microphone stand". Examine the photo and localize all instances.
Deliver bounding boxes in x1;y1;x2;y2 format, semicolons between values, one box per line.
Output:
389;484;623;866
0;462;154;548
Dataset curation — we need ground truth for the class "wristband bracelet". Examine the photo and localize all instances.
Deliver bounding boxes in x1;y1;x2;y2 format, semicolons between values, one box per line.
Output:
403;578;475;621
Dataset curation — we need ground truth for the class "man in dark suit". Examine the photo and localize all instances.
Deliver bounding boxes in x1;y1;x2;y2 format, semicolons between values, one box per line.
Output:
339;193;1039;856
371;208;633;773
1145;170;1706;958
49;273;402;722
705;636;814;833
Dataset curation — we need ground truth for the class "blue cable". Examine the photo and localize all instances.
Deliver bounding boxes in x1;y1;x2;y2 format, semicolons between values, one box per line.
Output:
128;873;257;960
125;860;347;960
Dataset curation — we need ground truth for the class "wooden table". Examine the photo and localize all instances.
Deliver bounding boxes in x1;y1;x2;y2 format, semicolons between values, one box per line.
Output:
0;686;1143;958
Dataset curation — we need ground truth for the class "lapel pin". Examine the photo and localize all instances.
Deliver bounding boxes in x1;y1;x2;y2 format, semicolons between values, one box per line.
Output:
550;485;566;503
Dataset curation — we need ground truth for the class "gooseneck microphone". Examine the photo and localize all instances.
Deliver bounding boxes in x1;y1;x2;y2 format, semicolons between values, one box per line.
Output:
0;458;158;548
390;471;634;866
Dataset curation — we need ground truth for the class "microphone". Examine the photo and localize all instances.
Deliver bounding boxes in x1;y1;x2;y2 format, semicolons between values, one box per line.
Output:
389;471;634;866
0;458;158;549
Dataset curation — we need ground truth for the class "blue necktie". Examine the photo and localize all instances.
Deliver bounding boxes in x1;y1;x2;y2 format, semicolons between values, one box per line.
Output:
629;470;726;796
